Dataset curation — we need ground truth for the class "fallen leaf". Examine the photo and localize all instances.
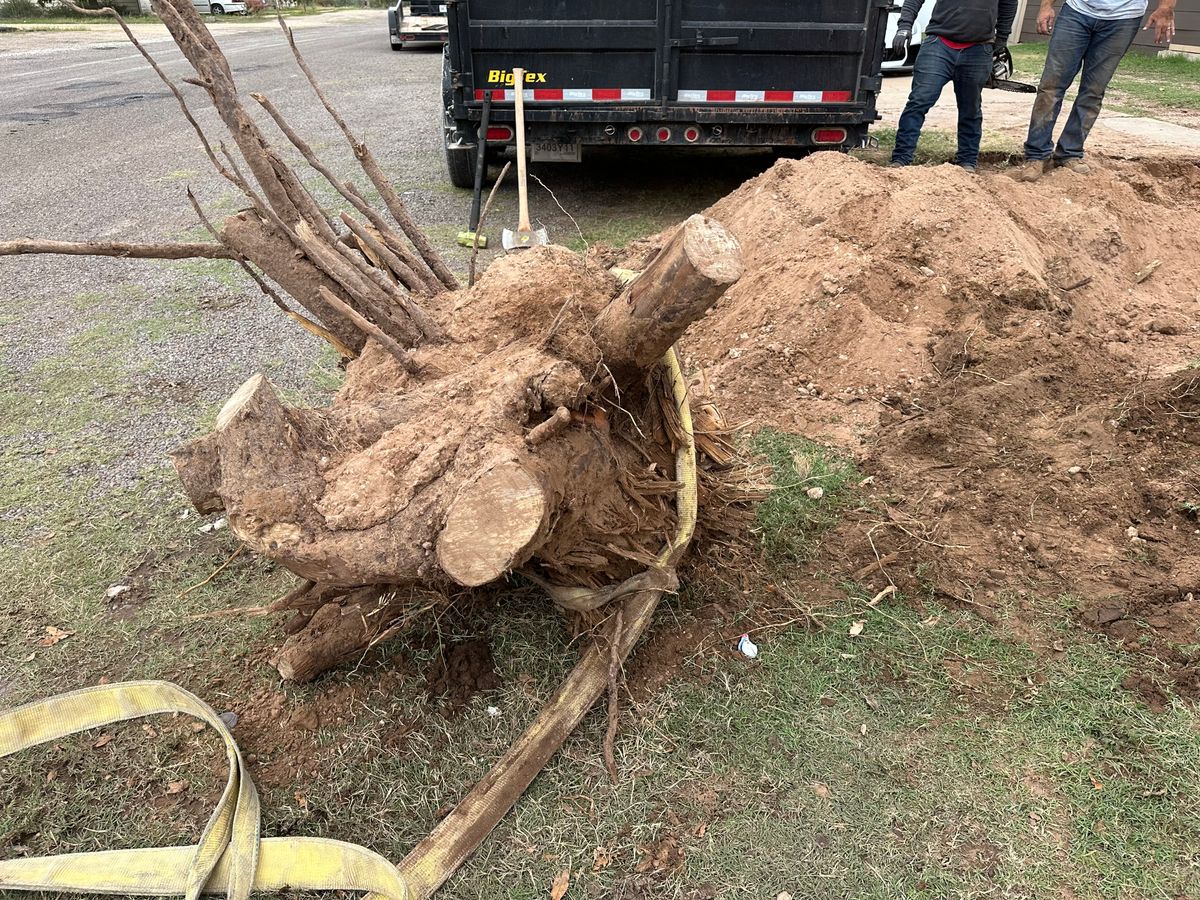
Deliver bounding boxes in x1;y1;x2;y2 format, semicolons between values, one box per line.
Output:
692;822;708;838
21;652;35;663
191;722;207;733
592;846;612;872
142;723;158;739
860;723;868;736
46;769;59;784
848;620;865;637
550;867;570;900
38;626;75;647
863;694;880;711
92;733;114;749
810;782;831;799
166;780;189;795
1089;773;1103;791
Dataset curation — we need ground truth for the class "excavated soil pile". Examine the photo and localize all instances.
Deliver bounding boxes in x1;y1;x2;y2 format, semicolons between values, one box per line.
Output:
663;152;1200;698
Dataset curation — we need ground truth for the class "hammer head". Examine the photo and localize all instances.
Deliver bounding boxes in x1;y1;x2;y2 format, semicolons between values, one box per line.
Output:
502;226;550;251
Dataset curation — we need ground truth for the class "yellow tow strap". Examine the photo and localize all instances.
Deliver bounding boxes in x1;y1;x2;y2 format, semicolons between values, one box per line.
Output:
0;346;697;900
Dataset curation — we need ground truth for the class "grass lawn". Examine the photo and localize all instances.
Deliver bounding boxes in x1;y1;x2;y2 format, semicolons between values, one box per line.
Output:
1011;40;1200;114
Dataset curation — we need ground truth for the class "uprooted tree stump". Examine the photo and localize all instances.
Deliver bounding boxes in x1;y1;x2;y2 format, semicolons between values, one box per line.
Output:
5;4;752;893
177;217;743;680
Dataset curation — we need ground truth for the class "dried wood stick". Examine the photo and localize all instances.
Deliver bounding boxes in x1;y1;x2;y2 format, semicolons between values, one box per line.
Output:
603;607;625;784
340;214;423;292
0;238;235;260
339;214;443;341
279;16;459;291
470;161;512;287
251;92;434;298
318;286;419;373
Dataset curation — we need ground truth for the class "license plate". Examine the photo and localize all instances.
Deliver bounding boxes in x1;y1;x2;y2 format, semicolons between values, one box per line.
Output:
530;140;582;163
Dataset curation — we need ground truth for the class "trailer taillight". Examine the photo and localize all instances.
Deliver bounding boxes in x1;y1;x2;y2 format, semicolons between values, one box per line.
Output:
627;127;643;142
656;127;671;142
485;126;513;142
813;128;848;145
684;127;700;143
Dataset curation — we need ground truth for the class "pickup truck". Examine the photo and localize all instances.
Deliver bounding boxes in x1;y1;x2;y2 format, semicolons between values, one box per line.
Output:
389;0;449;51
441;0;892;187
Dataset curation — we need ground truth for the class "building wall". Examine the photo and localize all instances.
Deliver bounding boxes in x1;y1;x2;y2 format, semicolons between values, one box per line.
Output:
1018;0;1200;53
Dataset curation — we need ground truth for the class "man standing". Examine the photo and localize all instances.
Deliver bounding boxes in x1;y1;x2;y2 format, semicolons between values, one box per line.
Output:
890;0;1019;173
1017;0;1176;181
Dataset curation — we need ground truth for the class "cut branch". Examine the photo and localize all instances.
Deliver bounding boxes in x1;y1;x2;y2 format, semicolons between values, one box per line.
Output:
0;238;236;260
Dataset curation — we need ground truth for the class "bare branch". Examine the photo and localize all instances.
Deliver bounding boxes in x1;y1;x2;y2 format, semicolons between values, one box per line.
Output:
0;238;235;260
278;16;460;291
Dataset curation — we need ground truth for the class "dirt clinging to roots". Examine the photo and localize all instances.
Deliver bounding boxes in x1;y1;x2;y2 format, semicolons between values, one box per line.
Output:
663;152;1200;698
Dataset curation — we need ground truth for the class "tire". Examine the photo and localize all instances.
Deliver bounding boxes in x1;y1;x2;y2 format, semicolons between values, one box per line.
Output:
211;3;224;12
445;142;477;189
391;41;404;51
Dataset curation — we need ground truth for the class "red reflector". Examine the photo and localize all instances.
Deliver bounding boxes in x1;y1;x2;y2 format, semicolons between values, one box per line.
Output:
627;127;643;142
593;88;622;101
485;126;513;141
532;89;563;101
684;127;700;142
813;128;847;144
764;90;793;102
656;128;671;142
708;90;736;102
822;91;852;102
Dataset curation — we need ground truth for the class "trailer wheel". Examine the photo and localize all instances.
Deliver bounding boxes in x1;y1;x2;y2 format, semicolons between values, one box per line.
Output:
445;143;477;190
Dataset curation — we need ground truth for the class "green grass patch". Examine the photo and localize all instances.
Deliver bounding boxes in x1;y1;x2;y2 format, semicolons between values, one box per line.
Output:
1011;41;1200;113
750;428;859;561
869;126;1023;164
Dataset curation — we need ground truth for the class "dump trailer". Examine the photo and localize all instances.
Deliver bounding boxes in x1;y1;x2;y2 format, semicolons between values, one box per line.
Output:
441;0;892;187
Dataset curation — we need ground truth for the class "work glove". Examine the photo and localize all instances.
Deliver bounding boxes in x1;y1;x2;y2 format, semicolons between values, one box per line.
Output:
891;27;912;57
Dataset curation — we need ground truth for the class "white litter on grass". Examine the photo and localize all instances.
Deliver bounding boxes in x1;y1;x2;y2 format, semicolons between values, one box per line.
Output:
486;706;501;718
806;486;825;501
105;585;131;600
198;517;227;535
737;634;759;659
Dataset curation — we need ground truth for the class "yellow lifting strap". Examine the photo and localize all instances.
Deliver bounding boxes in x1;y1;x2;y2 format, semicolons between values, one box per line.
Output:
0;346;696;900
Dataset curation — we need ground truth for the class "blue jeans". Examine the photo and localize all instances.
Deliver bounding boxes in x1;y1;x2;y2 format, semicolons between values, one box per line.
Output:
1024;3;1140;161
892;36;993;167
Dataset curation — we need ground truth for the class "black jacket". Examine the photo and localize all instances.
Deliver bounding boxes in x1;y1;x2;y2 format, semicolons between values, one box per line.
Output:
898;0;1019;45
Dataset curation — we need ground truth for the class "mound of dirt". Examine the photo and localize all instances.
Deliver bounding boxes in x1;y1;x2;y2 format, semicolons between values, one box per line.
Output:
666;152;1200;697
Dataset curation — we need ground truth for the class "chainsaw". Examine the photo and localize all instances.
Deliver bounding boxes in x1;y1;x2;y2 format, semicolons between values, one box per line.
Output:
987;47;1037;93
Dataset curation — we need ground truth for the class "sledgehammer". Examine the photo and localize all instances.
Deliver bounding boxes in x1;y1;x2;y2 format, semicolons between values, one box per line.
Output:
456;89;493;249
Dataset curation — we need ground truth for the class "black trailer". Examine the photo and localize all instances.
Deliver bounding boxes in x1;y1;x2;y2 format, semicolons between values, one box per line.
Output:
441;0;892;187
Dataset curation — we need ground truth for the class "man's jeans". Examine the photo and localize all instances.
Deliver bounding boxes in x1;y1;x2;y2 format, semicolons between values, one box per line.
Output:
1024;3;1140;161
892;36;993;167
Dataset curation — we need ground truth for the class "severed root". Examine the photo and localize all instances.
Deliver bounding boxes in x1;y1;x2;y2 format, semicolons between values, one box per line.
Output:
436;460;548;588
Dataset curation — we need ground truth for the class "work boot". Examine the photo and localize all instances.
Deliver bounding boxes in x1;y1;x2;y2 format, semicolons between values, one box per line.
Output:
959;163;977;175
1056;157;1091;174
1015;159;1046;182
887;160;905;168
